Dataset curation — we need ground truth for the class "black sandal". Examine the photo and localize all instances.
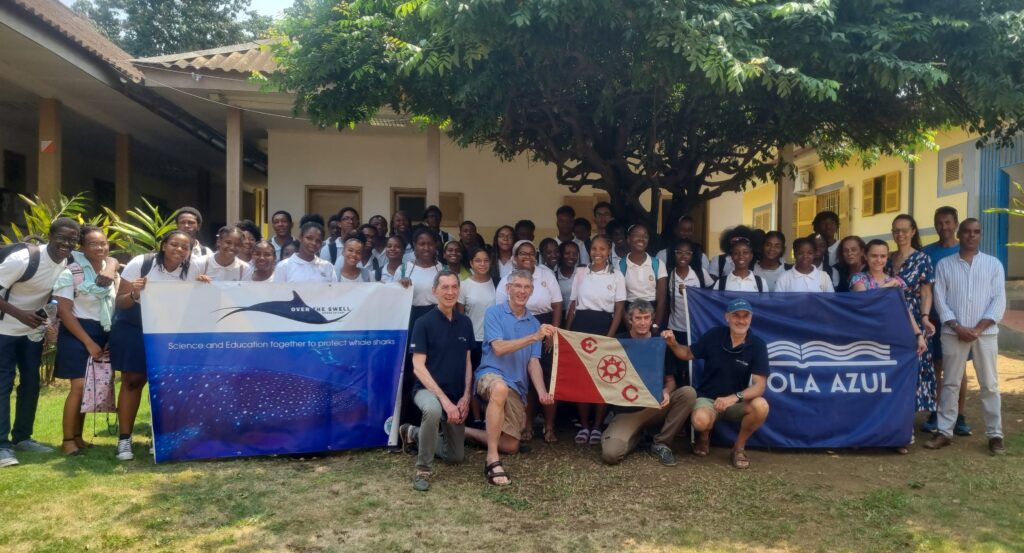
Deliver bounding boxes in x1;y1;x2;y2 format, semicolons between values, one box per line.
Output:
62;439;82;456
73;434;95;449
484;460;511;486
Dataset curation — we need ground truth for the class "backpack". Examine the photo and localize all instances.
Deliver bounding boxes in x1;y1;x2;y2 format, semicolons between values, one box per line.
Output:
328;240;339;265
0;243;41;320
717;272;765;293
140;253;157;278
618;254;661;279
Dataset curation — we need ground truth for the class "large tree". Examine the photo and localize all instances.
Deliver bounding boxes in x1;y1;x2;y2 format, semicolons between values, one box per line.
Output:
270;0;1024;228
73;0;272;57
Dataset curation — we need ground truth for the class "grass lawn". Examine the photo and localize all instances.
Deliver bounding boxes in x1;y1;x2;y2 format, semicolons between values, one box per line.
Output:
2;355;1023;553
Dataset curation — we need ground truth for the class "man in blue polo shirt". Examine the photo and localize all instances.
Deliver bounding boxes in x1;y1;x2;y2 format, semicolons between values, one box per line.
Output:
662;298;769;469
399;271;475;492
920;206;971;436
464;269;554;486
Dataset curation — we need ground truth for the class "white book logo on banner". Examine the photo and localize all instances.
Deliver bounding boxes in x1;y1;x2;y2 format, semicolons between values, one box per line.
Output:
767;340;895;369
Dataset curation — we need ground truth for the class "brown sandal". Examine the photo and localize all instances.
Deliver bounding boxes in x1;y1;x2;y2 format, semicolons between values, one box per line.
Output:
485;460;511;486
543;427;558;444
693;433;710;457
731;449;750;469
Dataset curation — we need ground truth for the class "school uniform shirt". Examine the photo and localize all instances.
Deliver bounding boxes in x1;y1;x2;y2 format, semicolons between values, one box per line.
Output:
494;265;561;316
622;253;667;302
555;268;574;306
120;254;201;304
458;278;497;342
402;244;416;264
775;266;835;293
496;257;515;280
555;236;590;266
753;263;787;292
667;267;713;332
826;241;839;268
0;246;68;336
53;257;119;324
319;238;344;265
708;254;735;279
722;272;761;292
569;265;627;313
338;270;371;283
197;254;253;282
191;242;212;259
271;237;293;260
377;263;403;283
274;255;338;283
405;261;443;306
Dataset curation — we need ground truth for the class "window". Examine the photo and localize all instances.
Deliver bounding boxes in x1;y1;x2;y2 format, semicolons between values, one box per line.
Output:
794;196;816;238
942;156;963;188
306;186;362;220
751;204;773;232
391;188;464;227
861;171;900;217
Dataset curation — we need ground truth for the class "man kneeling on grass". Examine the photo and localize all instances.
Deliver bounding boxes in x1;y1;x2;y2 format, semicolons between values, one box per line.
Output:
464;270;555;486
601;300;697;467
399;271;475;491
661;298;769;469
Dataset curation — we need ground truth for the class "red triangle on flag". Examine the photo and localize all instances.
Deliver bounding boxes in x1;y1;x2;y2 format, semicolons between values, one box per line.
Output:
553;333;605;405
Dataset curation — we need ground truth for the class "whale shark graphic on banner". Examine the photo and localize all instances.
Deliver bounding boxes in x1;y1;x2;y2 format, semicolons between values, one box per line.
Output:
767;340;896;369
551;329;664;408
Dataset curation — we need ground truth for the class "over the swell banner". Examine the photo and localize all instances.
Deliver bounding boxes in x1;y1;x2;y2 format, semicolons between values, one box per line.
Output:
686;287;918;448
141;282;412;462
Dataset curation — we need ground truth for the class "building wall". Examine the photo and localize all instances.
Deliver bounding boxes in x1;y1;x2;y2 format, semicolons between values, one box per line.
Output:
268;127;609;241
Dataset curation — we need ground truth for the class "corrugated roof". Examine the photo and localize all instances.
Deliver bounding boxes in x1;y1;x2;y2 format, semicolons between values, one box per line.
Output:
11;0;143;82
132;40;278;75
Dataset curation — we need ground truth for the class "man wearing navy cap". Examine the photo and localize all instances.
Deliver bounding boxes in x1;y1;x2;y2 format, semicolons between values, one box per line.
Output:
662;297;770;469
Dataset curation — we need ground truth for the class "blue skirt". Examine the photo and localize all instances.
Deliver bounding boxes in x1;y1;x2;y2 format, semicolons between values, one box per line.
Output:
54;319;109;380
110;305;146;374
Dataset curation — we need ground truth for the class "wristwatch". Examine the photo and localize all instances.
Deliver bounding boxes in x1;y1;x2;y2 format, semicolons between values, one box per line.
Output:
946;320;959;329
735;391;744;402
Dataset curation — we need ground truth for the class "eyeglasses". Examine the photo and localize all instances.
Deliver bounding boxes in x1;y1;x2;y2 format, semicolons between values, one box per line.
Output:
674;249;694;256
891;228;913;235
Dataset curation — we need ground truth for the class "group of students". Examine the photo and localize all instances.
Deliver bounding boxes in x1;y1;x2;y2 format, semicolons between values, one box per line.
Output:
0;200;1006;473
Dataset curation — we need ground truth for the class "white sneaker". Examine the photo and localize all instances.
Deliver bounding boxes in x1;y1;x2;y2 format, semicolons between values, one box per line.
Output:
13;439;54;453
116;438;135;461
0;449;19;467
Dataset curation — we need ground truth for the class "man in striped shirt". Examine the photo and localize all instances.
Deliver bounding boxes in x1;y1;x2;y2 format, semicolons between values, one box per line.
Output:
926;219;1006;455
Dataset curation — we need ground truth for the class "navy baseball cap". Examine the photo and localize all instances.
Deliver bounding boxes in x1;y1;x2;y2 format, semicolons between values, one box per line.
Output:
727;298;753;314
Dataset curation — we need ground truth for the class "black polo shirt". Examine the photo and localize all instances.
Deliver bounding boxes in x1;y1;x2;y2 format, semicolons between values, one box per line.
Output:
409;307;475;401
690;326;769;399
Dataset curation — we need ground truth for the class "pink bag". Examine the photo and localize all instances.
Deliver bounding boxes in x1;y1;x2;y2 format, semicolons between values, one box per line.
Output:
81;356;115;413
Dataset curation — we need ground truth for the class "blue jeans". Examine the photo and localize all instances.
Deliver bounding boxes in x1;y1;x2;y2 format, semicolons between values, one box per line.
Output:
0;335;44;449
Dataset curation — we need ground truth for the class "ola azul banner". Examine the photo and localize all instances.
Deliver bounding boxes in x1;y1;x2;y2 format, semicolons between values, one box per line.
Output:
141;282;411;462
686;288;917;448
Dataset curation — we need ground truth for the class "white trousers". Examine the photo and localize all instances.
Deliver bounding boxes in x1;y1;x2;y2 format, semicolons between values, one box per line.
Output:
938;334;1002;438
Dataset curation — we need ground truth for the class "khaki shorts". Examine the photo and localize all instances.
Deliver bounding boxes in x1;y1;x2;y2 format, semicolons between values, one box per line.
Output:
694;397;746;423
476;373;526;441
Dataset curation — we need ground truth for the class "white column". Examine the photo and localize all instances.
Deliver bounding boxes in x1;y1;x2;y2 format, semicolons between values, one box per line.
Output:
226;107;243;224
115;133;131;215
777;144;795;233
426;125;441;207
37;98;61;203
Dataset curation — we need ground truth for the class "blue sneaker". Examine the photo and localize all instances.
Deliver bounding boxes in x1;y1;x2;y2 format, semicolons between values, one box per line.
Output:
954;415;972;436
920;412;938;433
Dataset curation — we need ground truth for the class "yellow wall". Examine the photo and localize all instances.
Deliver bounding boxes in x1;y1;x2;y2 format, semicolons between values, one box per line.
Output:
741;182;776;228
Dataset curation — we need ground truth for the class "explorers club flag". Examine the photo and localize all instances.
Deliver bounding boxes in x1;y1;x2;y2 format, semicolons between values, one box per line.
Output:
551;330;665;408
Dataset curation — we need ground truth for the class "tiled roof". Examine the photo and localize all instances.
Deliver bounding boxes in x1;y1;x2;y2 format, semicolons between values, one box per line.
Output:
11;0;143;82
132;40;278;75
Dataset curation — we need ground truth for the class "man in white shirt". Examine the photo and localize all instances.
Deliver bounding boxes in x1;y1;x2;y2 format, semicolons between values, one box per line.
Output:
176;206;211;257
926;219;1007;455
0;218;80;467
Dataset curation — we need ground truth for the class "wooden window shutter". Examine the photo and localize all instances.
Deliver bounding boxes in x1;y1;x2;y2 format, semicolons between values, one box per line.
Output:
838;186;851;235
796;196;817;238
862;179;875;217
883;172;901;213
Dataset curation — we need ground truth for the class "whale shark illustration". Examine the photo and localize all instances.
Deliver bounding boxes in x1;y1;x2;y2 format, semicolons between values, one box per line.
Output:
215;291;349;324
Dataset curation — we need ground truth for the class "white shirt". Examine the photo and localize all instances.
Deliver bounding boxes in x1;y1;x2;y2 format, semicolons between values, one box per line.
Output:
496;257;515;279
775;266;835;293
827;241;840;268
274;255;338;283
120;253;201;306
191;242;212;258
319;238;344;264
197;254;253;282
405;261;442;306
555;268;574;306
753;263;788;292
459;278;496;342
708;254;735;278
569;265;626;313
0;246;67;336
495;265;561;315
53;257;119;323
935;252;1006;335
621;253;667;302
723;272;761;292
667;267;714;332
555;236;590;266
378;262;402;283
271;237;293;260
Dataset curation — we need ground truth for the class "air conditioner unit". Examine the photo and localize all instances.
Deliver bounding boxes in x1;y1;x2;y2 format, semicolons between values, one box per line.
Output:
794;169;813;195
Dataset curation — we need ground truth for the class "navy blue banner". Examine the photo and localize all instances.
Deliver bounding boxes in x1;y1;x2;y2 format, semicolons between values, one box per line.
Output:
687;288;917;448
142;282;412;462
